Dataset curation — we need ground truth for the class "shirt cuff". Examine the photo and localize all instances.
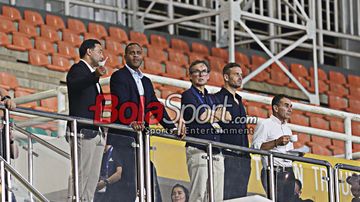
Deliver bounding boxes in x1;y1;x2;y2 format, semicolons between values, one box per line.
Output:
252;142;263;150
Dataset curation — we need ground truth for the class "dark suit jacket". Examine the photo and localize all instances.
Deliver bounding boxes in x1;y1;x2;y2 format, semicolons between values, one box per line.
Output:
109;66;175;140
66;60;102;132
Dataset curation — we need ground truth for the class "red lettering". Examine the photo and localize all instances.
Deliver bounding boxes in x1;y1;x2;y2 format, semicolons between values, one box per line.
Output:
145;102;164;125
119;102;138;124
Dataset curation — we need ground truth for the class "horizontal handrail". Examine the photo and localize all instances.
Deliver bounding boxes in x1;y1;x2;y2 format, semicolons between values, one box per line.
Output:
0;156;49;202
13;125;71;160
334;163;360;172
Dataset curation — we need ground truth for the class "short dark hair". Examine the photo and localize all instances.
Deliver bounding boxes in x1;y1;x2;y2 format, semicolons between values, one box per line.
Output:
271;94;289;111
125;42;142;55
79;39;101;59
189;60;210;74
295;179;302;190
223;62;241;75
171;184;189;202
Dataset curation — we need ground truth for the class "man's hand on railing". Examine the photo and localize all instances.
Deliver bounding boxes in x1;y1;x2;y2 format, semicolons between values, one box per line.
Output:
173;118;186;139
130;121;145;132
1;96;16;110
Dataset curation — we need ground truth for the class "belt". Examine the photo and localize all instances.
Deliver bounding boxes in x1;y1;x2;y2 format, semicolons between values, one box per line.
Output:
274;166;293;173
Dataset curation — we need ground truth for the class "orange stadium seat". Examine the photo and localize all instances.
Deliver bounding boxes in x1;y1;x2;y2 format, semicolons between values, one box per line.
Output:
143;57;164;75
188;53;206;64
67;18;86;35
0;32;10;46
290;63;309;78
88;22;108;39
45;14;65;30
235;52;250;67
28;50;49;67
33;97;58;112
108;26;128;43
208;71;223;87
289;113;309;126
308;79;329;93
40;25;60;42
310;67;328;81
2;5;21;22
160;86;183;99
247;105;268;118
168;49;188;67
211;47;228;60
328;95;348;110
325;117;344;133
268;63;290;86
352;122;360;137
328;83;348;97
103;50;121;69
170;38;190;53
147;46;167;62
18;20;38;38
326;144;344;155
206;56;226;73
309;115;330;130
348;74;360;87
0;17;16;33
349;86;360;98
24;10;44;26
191;42;209;55
130;31;149;46
0;72;18;89
307;143;332;156
150;34;168;49
296;133;311;143
162;61;187;80
34;37;55;55
6;32;33;51
347;98;360;114
329;70;347;85
250;55;270;82
105;38;124;56
55;41;78;60
47;55;71;72
83;32;100;41
62;29;82;47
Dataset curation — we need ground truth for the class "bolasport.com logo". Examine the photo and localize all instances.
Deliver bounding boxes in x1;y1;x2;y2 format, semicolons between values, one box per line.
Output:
88;93;258;128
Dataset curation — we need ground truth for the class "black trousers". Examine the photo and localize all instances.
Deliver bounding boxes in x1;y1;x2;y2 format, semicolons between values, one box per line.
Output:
261;167;296;202
223;155;251;200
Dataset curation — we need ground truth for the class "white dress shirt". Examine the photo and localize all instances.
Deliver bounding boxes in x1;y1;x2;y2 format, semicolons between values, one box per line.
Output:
252;115;294;167
80;59;101;94
126;64;144;96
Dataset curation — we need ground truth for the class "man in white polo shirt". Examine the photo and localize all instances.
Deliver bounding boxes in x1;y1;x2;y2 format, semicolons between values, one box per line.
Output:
252;94;296;202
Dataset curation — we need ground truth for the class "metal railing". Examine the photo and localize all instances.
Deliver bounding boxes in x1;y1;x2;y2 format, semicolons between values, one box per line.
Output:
334;163;360;202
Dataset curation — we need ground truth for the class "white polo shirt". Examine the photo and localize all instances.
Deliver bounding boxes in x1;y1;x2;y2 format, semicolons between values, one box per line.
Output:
252;115;293;168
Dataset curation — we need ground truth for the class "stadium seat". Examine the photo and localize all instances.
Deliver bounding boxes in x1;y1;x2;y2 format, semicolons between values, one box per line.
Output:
310;67;328;82
289;113;309;126
168;49;188;67
129;31;149;46
24;10;44;26
83;32;100;41
33;97;58;112
2;5;21;22
40;25;60;42
328;83;349;97
247;105;268;118
325;117;344;133
352;122;360;136
349;86;360;98
297;133;311;143
309;115;330;130
287;76;309;89
170;38;190;53
0;17;16;33
308;144;332;156
67;18;86;34
147;46;167;62
62;29;82;47
348;74;360;87
45;14;65;30
206;56;226;73
188;53;206;64
88;22;108;39
103;50;121;69
6;32;33;51
308;79;329;93
108;26;128;43
208;71;223;87
328;95;348;110
34;37;55;55
0;72;18;89
55;41;78;60
211;47;228;60
332;139;345;149
28;50;49;67
267;63;290;86
290;63;309;78
105;37;124;56
326;145;344;155
46;55;71;72
347;98;360;114
150;34;169;49
0;32;10;46
191;42;209;55
329;70;347;86
160;86;183;99
143;57;164;75
14;89;37;108
235;52;250;67
18;20;38;38
162;61;187;80
250;55;270;82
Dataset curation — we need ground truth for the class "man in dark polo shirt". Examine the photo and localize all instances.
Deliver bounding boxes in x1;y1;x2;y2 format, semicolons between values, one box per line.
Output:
181;60;231;202
215;62;251;200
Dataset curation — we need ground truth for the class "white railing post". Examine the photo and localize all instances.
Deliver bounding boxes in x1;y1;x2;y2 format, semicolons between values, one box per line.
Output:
344;117;353;159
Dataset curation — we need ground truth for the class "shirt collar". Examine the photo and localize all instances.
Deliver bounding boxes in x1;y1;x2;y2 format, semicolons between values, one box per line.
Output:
126;64;144;78
270;114;287;125
191;85;208;95
80;59;95;73
220;87;242;101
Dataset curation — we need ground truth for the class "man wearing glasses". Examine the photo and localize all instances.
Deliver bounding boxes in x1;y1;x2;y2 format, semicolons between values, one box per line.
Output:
181;60;230;202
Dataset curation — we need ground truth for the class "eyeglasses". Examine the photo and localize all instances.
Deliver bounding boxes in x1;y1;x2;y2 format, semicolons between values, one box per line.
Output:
190;69;209;76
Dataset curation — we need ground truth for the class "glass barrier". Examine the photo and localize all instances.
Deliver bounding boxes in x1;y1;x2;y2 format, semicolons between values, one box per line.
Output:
336;167;360;202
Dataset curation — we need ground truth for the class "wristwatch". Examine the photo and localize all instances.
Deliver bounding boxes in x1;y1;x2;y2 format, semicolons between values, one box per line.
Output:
104;179;110;186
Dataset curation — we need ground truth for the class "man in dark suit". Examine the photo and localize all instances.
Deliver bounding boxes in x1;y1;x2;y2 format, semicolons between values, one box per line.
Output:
66;39;107;201
214;63;251;200
109;42;177;201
